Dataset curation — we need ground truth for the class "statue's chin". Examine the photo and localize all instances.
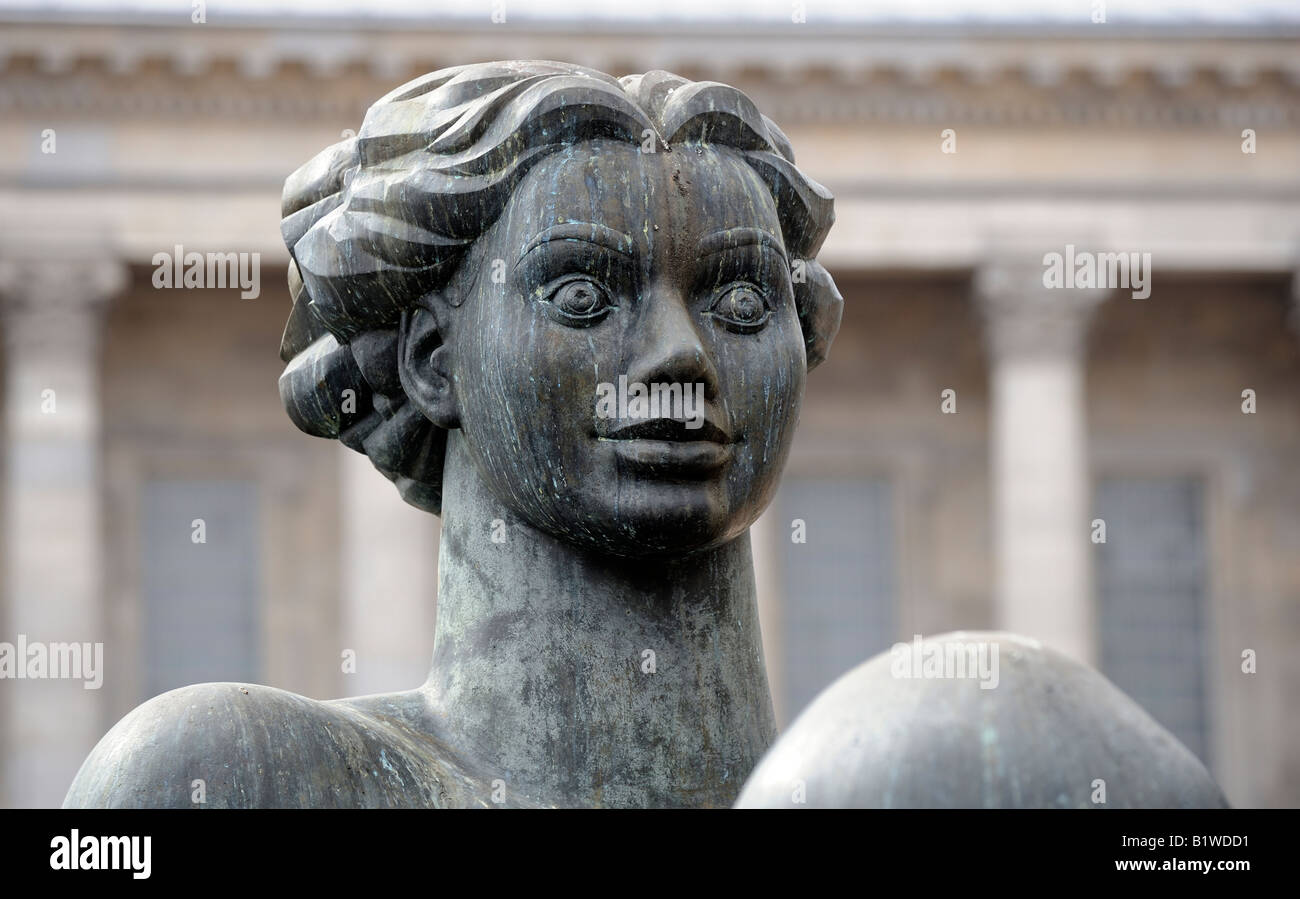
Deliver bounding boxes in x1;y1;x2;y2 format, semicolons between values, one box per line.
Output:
467;442;774;559
564;533;739;562
529;499;762;561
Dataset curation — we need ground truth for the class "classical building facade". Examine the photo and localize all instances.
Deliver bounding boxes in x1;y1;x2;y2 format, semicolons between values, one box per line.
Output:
1;13;1298;807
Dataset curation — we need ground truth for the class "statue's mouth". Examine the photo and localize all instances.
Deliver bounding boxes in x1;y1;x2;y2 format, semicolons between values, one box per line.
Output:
605;438;734;477
602;417;732;444
598;418;735;476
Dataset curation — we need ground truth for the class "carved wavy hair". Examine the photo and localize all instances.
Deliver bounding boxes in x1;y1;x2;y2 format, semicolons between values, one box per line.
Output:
278;60;842;515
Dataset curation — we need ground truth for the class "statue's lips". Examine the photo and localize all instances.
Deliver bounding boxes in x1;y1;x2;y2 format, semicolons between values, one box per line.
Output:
606;438;734;476
598;418;735;476
602;417;732;444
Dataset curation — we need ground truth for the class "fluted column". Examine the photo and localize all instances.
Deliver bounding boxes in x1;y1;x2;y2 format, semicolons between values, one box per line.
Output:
975;261;1111;664
0;252;125;808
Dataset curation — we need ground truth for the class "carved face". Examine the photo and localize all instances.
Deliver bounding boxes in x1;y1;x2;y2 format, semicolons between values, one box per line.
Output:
446;140;806;556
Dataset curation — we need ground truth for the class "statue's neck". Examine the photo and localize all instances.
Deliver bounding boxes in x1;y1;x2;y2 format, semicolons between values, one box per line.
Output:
423;437;776;808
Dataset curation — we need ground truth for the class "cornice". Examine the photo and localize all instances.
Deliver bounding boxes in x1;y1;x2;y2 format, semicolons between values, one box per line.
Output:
0;22;1298;127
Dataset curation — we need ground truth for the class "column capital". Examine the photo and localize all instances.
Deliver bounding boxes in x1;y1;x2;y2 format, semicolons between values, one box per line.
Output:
973;260;1113;361
0;251;126;355
0;251;127;318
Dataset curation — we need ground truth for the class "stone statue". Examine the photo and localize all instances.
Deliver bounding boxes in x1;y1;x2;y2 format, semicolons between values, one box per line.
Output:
65;60;843;808
64;60;1225;810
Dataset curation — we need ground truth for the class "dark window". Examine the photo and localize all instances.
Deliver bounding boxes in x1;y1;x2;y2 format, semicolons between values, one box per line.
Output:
778;477;897;719
141;480;261;698
1095;476;1210;765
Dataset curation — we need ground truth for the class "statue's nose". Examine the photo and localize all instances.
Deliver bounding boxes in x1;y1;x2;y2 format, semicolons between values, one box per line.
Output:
626;282;718;397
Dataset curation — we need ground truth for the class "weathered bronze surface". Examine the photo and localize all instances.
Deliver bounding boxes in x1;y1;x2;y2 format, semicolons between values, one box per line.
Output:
736;633;1228;808
65;60;841;808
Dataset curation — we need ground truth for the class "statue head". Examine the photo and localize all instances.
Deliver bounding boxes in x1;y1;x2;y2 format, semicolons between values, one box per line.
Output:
279;60;841;557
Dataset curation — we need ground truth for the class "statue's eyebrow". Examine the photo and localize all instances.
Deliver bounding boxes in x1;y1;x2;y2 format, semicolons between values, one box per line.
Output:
697;228;787;264
519;223;635;261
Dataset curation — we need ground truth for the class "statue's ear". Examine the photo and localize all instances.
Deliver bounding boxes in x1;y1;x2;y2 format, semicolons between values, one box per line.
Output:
794;260;843;371
398;299;460;430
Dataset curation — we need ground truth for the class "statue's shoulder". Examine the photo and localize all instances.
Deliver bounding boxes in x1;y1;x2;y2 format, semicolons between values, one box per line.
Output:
63;682;481;808
737;632;1229;809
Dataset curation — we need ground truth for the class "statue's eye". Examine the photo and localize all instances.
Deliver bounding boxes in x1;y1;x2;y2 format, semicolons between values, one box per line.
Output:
708;284;771;333
542;278;613;327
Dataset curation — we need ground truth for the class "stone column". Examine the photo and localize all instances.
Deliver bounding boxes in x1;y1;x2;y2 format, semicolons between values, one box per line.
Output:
338;446;439;696
974;261;1111;665
0;252;125;808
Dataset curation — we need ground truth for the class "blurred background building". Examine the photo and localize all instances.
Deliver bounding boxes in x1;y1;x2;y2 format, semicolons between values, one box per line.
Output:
1;0;1298;808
